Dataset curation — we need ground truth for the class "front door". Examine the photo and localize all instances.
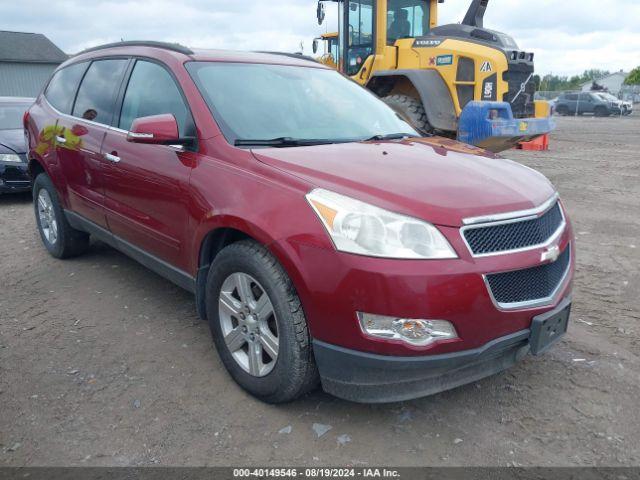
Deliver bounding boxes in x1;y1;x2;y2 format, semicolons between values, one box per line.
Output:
101;59;196;272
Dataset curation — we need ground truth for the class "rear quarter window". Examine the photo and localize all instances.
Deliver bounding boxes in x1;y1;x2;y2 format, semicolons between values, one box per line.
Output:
72;59;128;125
44;62;89;114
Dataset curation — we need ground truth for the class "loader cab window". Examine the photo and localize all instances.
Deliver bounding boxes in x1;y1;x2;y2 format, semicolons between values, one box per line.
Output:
328;37;340;65
345;0;374;76
387;0;429;45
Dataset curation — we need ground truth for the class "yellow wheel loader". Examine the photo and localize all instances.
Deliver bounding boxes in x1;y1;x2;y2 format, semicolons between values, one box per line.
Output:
313;32;340;69
314;0;554;152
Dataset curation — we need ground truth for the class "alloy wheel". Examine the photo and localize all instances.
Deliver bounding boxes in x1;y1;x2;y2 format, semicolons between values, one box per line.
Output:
218;272;279;377
37;189;58;245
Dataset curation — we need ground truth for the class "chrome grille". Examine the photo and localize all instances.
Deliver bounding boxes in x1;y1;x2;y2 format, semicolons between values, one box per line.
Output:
485;245;571;309
463;202;564;256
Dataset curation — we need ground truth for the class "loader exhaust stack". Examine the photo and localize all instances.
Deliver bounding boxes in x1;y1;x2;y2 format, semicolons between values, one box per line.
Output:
462;0;489;28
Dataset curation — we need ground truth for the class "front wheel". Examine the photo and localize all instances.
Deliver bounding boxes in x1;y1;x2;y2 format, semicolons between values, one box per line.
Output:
33;173;89;258
206;240;319;403
382;94;433;134
594;106;609;117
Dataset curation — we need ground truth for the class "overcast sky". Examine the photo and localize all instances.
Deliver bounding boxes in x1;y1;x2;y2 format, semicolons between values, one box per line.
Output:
3;0;639;76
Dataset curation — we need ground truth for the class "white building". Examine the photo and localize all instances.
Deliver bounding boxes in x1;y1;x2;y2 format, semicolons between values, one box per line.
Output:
580;71;629;96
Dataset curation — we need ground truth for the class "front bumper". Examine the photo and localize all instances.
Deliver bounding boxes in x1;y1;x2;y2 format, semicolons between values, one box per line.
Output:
0;159;31;193
457;101;555;153
314;297;571;403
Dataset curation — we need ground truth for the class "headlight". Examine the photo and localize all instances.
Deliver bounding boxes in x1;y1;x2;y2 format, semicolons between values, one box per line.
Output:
0;154;23;163
306;188;457;259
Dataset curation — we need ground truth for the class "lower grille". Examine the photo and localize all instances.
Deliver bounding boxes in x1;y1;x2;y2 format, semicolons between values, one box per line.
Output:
5;180;31;188
485;245;571;309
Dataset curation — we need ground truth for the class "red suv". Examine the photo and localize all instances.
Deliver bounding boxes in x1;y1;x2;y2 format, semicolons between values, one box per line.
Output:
25;42;574;403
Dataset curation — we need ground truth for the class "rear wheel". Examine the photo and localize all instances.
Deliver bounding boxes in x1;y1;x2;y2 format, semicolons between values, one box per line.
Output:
382;94;433;134
33;173;89;259
206;240;319;403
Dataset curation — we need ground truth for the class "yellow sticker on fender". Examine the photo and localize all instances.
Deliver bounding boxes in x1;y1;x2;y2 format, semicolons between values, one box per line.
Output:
519;122;528;132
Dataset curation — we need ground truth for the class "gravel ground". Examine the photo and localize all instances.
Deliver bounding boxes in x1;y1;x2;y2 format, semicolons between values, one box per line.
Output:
1;114;639;467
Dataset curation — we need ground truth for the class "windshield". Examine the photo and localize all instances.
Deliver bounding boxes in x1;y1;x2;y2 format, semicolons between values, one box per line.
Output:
0;103;30;130
186;62;418;145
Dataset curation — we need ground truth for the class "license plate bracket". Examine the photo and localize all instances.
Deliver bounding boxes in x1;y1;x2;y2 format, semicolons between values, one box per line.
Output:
530;298;571;355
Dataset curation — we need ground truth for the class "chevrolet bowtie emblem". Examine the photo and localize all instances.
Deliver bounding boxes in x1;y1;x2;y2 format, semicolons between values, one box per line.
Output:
541;244;560;263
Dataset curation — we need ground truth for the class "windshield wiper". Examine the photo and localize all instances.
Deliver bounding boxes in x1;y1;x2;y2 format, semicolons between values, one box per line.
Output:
364;133;415;141
234;137;339;148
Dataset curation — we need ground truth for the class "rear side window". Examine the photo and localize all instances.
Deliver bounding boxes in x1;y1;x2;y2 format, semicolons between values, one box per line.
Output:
73;59;128;124
44;62;89;114
565;94;578;101
119;60;192;136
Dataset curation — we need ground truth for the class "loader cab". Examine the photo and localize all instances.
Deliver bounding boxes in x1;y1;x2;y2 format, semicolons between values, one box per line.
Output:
313;33;340;68
338;0;436;76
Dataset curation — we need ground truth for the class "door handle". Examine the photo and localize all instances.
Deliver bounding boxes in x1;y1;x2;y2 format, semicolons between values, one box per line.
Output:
104;152;121;163
55;135;66;144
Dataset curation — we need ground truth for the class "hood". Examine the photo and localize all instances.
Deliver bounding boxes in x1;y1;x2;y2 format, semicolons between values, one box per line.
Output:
0;129;26;154
252;137;556;227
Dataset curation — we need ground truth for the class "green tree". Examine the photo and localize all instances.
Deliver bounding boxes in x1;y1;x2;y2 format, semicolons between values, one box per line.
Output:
538;69;612;92
624;67;640;85
532;74;541;91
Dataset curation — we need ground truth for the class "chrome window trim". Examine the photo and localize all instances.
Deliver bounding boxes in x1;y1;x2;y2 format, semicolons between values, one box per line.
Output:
462;193;559;226
44;96;128;133
43;97;186;152
460;195;566;258
483;244;572;311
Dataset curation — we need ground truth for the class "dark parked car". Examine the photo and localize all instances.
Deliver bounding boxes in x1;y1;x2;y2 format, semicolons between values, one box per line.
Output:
25;42;574;403
0;97;33;193
555;92;621;117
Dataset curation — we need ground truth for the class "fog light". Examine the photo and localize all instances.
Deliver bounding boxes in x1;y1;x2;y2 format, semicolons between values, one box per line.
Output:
357;312;458;346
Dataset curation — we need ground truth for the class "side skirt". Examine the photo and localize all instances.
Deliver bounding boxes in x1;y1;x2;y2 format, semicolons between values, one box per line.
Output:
64;210;196;294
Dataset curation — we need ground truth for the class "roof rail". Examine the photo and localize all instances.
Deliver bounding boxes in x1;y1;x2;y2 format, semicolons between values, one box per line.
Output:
254;51;318;63
79;41;193;56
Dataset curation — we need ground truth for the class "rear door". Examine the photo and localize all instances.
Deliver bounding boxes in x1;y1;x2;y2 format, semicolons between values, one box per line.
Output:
54;58;129;228
101;58;196;272
564;93;578;114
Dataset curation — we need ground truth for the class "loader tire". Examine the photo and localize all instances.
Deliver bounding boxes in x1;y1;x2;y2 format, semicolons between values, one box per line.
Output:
382;94;433;134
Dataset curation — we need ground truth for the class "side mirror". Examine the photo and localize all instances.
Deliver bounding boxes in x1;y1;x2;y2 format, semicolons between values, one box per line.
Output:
127;114;184;145
317;1;325;25
312;39;319;54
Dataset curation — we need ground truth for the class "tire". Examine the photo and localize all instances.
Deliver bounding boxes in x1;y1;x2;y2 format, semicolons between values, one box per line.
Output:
556;105;569;116
594;106;609;117
205;240;319;403
382;94;433;134
33;173;90;259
